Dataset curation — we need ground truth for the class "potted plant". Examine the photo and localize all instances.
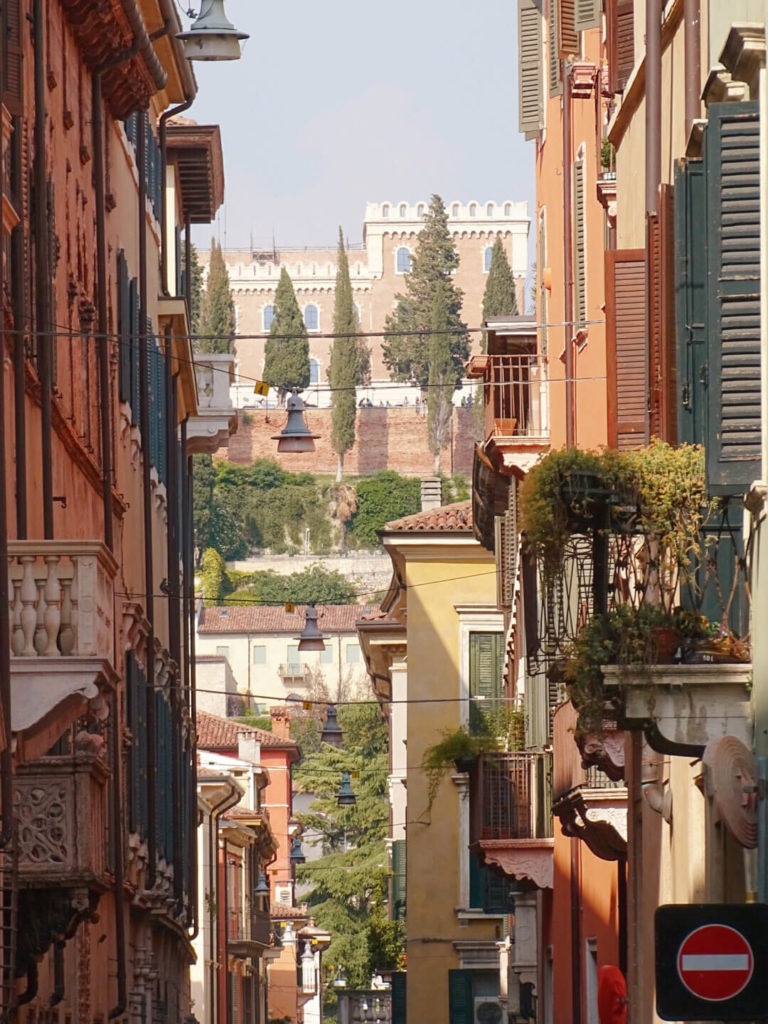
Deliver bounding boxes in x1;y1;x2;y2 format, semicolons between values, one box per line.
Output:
422;728;498;812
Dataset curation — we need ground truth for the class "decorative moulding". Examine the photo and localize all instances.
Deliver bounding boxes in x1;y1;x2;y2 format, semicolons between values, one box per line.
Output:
472;838;554;889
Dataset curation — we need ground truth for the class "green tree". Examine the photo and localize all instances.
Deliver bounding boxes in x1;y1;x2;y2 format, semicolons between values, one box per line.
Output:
426;281;455;473
383;195;469;387
227;564;357;606
185;244;204;342
199;547;229;603
192;454;216;564
348;471;421;547
481;236;518;350
197;239;234;354
263;267;310;398
328;228;360;482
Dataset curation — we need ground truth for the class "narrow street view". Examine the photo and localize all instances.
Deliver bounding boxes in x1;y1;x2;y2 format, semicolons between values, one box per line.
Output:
0;1;765;1024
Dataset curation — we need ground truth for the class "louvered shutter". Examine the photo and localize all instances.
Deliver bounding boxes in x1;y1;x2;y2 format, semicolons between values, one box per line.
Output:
573;159;586;328
705;102;761;494
469;632;504;735
117;252;131;403
391;839;406;920
648;184;676;442
674;158;707;447
574;0;601;30
607;0;634;94
448;970;473;1024
392;974;407;1024
548;0;562;97
129;279;141;426
606;249;646;448
558;0;579;57
519;0;544;138
2;0;24;115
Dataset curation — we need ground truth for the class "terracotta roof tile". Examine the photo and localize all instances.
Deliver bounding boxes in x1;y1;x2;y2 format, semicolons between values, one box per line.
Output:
196;709;298;752
199;603;373;635
270;902;310;919
383;499;473;533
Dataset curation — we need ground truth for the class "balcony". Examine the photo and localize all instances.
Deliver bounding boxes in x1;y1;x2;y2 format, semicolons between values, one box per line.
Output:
187;352;238;454
228;906;271;957
15;752;110;888
468;353;549;448
8;541;118;759
469;751;554;890
278;663;312;685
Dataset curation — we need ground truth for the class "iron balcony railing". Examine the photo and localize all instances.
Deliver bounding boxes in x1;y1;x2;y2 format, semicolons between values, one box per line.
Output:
228;906;271;950
483;354;548;442
470;751;552;844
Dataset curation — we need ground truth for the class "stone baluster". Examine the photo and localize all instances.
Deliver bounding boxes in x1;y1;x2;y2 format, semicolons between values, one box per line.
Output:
33;562;47;655
11;576;23;656
42;555;62;656
70;556;80;655
18;556;39;656
59;573;75;655
75;555;97;656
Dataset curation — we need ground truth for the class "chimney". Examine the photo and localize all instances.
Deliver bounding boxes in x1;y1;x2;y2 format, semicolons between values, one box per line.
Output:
238;731;260;764
421;478;442;511
271;706;292;740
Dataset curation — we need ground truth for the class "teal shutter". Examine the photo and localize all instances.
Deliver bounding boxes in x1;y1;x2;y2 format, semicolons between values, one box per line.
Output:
469;851;485;909
392;973;407;1024
391;839;407;920
449;969;474;1024
674;158;706;447
705;102;761;494
483;869;517;915
469;633;504;735
117;252;131;403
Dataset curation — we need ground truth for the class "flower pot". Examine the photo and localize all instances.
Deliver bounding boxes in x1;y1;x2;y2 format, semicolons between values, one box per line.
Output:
649;626;683;664
453;754;477;773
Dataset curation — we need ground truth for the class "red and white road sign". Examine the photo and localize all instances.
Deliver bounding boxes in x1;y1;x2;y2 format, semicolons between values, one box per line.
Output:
677;924;754;1002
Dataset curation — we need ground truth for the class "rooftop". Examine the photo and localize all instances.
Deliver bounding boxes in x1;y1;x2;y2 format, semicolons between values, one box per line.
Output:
382;500;473;534
197;709;298;752
198;603;373;635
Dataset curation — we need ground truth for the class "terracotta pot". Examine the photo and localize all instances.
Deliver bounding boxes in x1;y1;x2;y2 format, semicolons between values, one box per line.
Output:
649;626;683;664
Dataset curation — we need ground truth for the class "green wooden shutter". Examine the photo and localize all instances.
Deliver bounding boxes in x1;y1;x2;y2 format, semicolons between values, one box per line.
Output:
391;839;407;920
548;0;562;97
573;159;587;329
574;0;601;31
674;158;706;447
449;969;474;1024
519;0;544;139
469;633;504;735
483;869;518;914
705;102;761;495
392;973;407;1024
117;252;131;403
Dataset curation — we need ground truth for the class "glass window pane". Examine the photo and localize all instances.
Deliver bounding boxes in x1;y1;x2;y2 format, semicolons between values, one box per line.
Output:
253;645;266;664
320;647;333;664
263;304;275;331
346;644;361;664
287;644;300;665
215;645;230;659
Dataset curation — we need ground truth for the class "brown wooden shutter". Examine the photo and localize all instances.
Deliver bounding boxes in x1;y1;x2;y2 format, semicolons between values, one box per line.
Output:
558;0;579;58
573;159;587;328
2;0;24;115
607;0;634;94
648;184;676;442
574;0;601;31
606;249;646;449
548;0;563;97
519;0;544;138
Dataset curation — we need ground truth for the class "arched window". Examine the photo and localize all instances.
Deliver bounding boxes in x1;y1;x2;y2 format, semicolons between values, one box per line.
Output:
452;203;460;217
486;202;494;216
396;247;412;274
309;357;320;384
399;203;407;217
417;204;425;217
484;246;494;273
504;203;512;216
382;204;390;218
354;303;361;324
469;203;477;217
304;304;319;331
263;304;275;331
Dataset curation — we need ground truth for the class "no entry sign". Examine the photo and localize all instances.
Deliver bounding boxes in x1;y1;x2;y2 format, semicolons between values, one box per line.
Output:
656;904;768;1021
677;924;753;1001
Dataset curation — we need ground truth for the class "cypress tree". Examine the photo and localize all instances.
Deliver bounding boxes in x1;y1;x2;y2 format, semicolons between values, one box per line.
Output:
383;194;469;387
328;228;359;482
427;282;455;473
263;267;310;398
197;239;234;354
481;237;518;348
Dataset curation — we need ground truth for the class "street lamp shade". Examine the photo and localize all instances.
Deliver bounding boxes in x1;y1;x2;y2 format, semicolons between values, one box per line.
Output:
301;941;317;995
290;835;306;866
271;391;320;453
253;872;270;898
336;770;356;806
296;603;328;652
176;0;248;60
320;704;344;747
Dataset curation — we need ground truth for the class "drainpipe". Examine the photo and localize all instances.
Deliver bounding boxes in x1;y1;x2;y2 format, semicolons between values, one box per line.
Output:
137;109;157;888
33;0;53;538
185;435;200;938
563;66;575;448
208;789;234;1024
683;0;701;139
108;691;127;1019
49;942;65;1007
570;838;582;1024
0;50;12;854
645;0;662;445
11;117;27;539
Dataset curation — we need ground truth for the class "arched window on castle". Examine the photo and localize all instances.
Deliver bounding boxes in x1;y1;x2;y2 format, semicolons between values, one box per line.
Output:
382;204;390;218
310;357;320;384
417;204;425;217
399;204;407;217
484;246;494;273
354;303;361;324
304;304;319;331
263;304;275;331
396;247;412;274
452;203;460;217
486;202;494;216
469;203;477;217
504;203;512;216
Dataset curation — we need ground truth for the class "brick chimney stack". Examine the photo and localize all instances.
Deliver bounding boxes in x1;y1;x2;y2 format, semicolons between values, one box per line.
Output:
271;706;292;739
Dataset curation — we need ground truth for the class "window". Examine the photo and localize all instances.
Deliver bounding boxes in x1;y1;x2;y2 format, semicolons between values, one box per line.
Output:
396;247;412;274
417;203;425;217
483;246;494;273
310;357;320;384
287;644;300;666
486;202;494;216
504;203;512;216
469;203;477;217
304;304;319;331
345;643;361;664
320;646;333;664
469;632;503;735
452;203;460;217
263;304;275;331
354;302;361;324
382;204;390;218
253;645;266;665
215;645;230;660
399;203;407;217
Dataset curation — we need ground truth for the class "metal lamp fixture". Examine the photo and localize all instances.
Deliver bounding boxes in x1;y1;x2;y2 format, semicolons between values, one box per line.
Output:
320;704;344;747
272;390;320;453
289;835;306;866
336;771;356;806
253;872;270;898
177;0;248;61
332;965;347;989
296;603;328;653
301;940;317;995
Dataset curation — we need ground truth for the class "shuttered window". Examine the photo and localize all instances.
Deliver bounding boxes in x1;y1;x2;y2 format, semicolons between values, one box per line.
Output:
2;0;23;115
647;184;676;443
548;0;562;97
574;0;601;31
449;970;474;1024
573;158;587;329
392;973;407;1024
606;249;645;449
117;252;131;403
127;651;149;838
518;0;544;138
705;102;761;494
606;0;634;94
557;0;579;58
469;632;504;735
391;839;406;920
674;158;706;447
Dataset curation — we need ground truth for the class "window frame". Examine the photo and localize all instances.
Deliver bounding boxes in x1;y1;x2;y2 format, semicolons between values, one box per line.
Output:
395;246;412;274
304;304;320;332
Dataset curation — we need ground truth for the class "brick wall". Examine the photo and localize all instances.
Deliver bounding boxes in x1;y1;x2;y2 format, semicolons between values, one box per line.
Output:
221;406;478;477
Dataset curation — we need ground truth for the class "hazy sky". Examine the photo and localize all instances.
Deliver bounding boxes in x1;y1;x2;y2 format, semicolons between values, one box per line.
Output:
183;0;535;252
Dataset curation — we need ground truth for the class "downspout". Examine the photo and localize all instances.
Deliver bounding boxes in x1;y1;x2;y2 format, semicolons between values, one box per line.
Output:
49;942;65;1007
563;66;575;448
209;789;234;1024
159;98;194;297
570;838;581;1024
108;691;127;1019
33;0;53;538
185;436;200;938
645;0;662;444
683;0;701;140
11;118;27;538
137;110;157;888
